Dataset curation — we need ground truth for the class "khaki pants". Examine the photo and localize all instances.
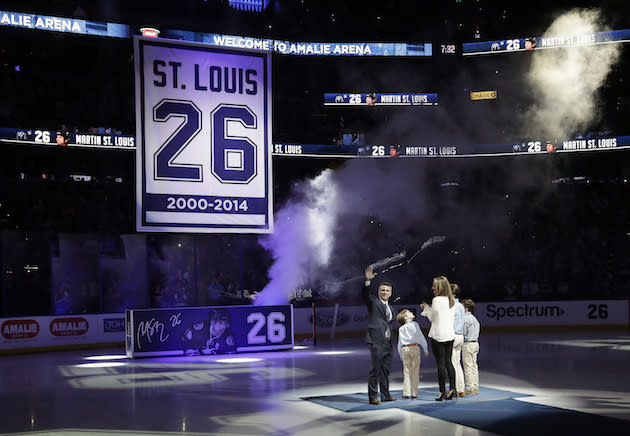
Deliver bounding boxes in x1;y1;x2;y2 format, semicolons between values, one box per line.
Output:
452;334;465;393
462;341;479;391
401;345;421;397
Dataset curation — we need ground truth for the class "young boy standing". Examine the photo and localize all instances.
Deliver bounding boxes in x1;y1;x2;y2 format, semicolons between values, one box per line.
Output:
461;299;481;395
396;309;429;399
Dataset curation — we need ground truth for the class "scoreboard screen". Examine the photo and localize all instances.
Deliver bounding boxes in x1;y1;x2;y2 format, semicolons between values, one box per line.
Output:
439;43;457;55
324;93;438;106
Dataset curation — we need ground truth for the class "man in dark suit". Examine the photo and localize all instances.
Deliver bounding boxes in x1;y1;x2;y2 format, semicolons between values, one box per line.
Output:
363;266;397;405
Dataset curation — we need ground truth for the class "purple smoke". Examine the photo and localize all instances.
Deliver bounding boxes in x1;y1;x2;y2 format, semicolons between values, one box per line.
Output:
255;159;429;305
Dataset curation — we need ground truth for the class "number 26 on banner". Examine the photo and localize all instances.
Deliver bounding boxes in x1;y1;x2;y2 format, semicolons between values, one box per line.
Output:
153;99;257;184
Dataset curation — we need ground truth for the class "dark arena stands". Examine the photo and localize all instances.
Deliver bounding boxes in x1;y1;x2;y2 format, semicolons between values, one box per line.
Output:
0;1;629;434
1;0;629;315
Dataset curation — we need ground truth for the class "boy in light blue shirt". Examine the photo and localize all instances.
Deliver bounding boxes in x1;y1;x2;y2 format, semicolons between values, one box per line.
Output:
461;299;480;395
396;309;429;399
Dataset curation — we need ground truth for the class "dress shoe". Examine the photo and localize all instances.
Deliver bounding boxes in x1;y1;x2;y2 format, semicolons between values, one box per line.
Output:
411;396;417;400
401;396;411;400
369;398;380;405
435;392;446;401
381;397;397;402
445;390;456;400
458;392;466;398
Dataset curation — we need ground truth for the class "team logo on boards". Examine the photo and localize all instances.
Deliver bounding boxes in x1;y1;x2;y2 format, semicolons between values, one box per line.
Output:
1;319;40;340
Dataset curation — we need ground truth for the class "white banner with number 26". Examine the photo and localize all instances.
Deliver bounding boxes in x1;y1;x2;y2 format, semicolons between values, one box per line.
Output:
135;37;273;233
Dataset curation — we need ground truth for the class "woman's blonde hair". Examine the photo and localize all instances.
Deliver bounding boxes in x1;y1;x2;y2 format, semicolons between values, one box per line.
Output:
433;276;455;308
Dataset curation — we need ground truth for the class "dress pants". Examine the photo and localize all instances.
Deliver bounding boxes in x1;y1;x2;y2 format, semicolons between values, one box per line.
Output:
401;345;421;398
462;341;479;391
452;334;465;393
368;341;393;401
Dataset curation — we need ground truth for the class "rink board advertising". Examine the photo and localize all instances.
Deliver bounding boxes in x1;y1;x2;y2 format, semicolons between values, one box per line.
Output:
125;305;293;358
0;314;125;352
135;37;273;233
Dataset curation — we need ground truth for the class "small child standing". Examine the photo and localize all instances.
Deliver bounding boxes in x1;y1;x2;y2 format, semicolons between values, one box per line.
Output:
396;309;429;399
461;299;480;395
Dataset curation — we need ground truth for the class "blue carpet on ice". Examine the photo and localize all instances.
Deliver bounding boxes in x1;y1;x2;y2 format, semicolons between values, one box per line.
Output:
303;387;626;435
302;386;524;412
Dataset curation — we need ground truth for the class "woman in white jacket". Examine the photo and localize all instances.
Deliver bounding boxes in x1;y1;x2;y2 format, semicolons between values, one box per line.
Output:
421;275;456;401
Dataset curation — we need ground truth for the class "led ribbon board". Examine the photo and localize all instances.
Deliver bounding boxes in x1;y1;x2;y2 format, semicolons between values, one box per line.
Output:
135;37;273;233
0;10;431;57
463;29;630;56
324;93;438;106
272;135;630;157
2;127;627;158
0;128;135;149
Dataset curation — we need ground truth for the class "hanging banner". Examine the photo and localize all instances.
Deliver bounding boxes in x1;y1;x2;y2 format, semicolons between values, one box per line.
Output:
135;37;273;233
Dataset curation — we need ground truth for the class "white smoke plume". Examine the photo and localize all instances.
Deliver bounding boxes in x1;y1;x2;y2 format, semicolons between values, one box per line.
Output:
523;9;621;139
255;169;339;305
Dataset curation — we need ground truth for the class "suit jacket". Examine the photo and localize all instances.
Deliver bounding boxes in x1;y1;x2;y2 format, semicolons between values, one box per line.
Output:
362;282;393;345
